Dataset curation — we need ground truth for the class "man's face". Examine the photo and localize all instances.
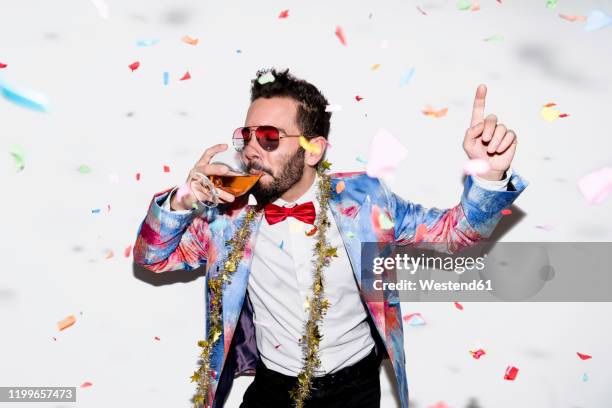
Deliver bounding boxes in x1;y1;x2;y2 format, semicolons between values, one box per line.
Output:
238;96;306;204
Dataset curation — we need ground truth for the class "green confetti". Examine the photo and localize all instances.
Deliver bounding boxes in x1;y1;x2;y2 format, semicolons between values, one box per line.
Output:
457;0;472;11
9;145;25;172
346;232;355;238
78;164;92;174
484;34;505;42
546;0;557;9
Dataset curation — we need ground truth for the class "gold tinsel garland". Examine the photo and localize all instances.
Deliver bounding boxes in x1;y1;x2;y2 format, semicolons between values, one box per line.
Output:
190;160;336;408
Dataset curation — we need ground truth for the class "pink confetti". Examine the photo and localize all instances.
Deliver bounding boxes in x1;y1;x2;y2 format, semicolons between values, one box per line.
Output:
163;165;170;173
578;167;612;204
80;382;93;388
0;62;7;69
335;26;347;46
428;403;451;408
136;172;141;181
128;61;140;72
278;10;289;19
454;302;464;310
463;159;490;176
470;348;486;359
501;209;512;215
180;71;191;81
577;352;592;360
355;95;364;101
504;365;519;380
124;245;132;258
154;336;161;341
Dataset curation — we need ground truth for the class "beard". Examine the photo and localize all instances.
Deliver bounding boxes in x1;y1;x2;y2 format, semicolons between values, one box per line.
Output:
240;147;305;205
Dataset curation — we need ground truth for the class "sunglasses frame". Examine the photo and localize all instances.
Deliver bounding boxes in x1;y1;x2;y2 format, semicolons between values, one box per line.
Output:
233;125;312;152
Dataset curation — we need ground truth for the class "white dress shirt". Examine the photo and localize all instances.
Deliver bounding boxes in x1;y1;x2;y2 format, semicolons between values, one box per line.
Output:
161;170;511;375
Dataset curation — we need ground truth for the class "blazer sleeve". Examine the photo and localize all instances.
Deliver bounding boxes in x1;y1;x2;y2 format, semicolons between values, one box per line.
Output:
133;187;211;272
386;171;528;253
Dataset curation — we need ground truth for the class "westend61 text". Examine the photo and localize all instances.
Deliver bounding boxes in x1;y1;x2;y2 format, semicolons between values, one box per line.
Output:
373;279;493;292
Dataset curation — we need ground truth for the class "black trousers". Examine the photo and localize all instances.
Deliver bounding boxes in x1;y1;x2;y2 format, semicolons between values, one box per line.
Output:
239;346;382;408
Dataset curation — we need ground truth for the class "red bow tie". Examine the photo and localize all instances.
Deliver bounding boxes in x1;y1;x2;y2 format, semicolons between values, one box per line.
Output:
264;201;316;225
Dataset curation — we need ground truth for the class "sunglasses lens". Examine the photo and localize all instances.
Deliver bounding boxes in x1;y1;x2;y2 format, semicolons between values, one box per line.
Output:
255;126;280;151
232;127;249;151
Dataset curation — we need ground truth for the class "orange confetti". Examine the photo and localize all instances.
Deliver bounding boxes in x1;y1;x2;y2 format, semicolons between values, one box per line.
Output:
501;209;512;215
57;315;76;331
136;172;141;181
559;14;587;22
181;35;199;46
335;26;347;46
305;225;318;236
180;71;191;81
278;10;289;19
422;105;448;118
454;301;464;310
80;382;93;388
543;102;557;107
128;61;140;72
105;250;114;259
336;181;345;194
371;63;381;71
124;245;132;258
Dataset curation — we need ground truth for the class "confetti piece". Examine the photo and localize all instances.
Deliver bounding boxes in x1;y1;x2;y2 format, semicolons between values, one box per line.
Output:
504;365;519;380
154;336;160;341
278;10;289;19
9;144;25;171
78;164;92;174
414;223;428;243
90;0;109;19
105;250;114;259
454;301;464;310
577;352;592;360
399;67;416;86
53;337;57;341
0;78;49;112
582;372;589;382
470;348;486;359
356;156;368;164
136;172;141;181
274;344;282;349
463;159;490;176
546;0;557;9
416;6;427;15
124;245;132;258
558;113;569;118
535;224;554;231
403;312;427;326
258;72;275;85
299;135;321;154
163;71;169;86
336;181;345;194
80;382;93;388
501;209;512;215
484;34;504;42
366;128;408;179
355;95;364;102
540;104;564;122
305;225;318;236
163;165;170;173
128;61;140;72
346;231;355;238
57;315;76;331
91;208;101;214
559;14;587;22
577;167;612;204
180;71;191;81
279;240;284;250
584;10;612;31
371;63;381;71
335;26;347;46
457;0;472;11
422;105;448;118
236;49;242;53
181;35;199;46
325;104;342;112
106;204;111;212
136;39;159;47
0;62;7;69
471;0;480;11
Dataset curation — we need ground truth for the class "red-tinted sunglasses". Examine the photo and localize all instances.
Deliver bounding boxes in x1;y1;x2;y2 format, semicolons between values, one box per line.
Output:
233;125;309;152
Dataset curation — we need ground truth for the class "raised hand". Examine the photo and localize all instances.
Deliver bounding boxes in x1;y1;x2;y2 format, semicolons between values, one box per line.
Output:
463;84;517;180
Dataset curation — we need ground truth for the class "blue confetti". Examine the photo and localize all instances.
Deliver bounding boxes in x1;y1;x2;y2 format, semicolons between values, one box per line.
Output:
399;67;415;86
136;39;160;47
356;156;368;164
163;71;169;86
582;372;589;382
91;208;101;214
0;78;49;112
279;240;284;250
236;49;242;53
584;10;612;31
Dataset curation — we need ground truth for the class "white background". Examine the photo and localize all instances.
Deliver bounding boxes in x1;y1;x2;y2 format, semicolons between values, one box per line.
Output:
1;0;611;407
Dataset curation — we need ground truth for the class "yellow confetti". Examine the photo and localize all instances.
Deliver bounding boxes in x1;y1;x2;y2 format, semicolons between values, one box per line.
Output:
299;136;321;154
540;106;561;122
105;250;114;259
336;181;345;194
371;63;381;71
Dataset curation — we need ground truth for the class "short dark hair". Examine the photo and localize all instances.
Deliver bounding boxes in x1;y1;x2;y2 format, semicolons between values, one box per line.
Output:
250;68;331;139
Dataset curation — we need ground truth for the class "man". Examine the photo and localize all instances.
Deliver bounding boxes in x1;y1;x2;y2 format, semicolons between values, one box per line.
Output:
133;68;527;408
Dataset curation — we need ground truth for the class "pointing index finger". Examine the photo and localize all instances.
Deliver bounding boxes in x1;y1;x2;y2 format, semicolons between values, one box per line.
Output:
470;84;487;127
